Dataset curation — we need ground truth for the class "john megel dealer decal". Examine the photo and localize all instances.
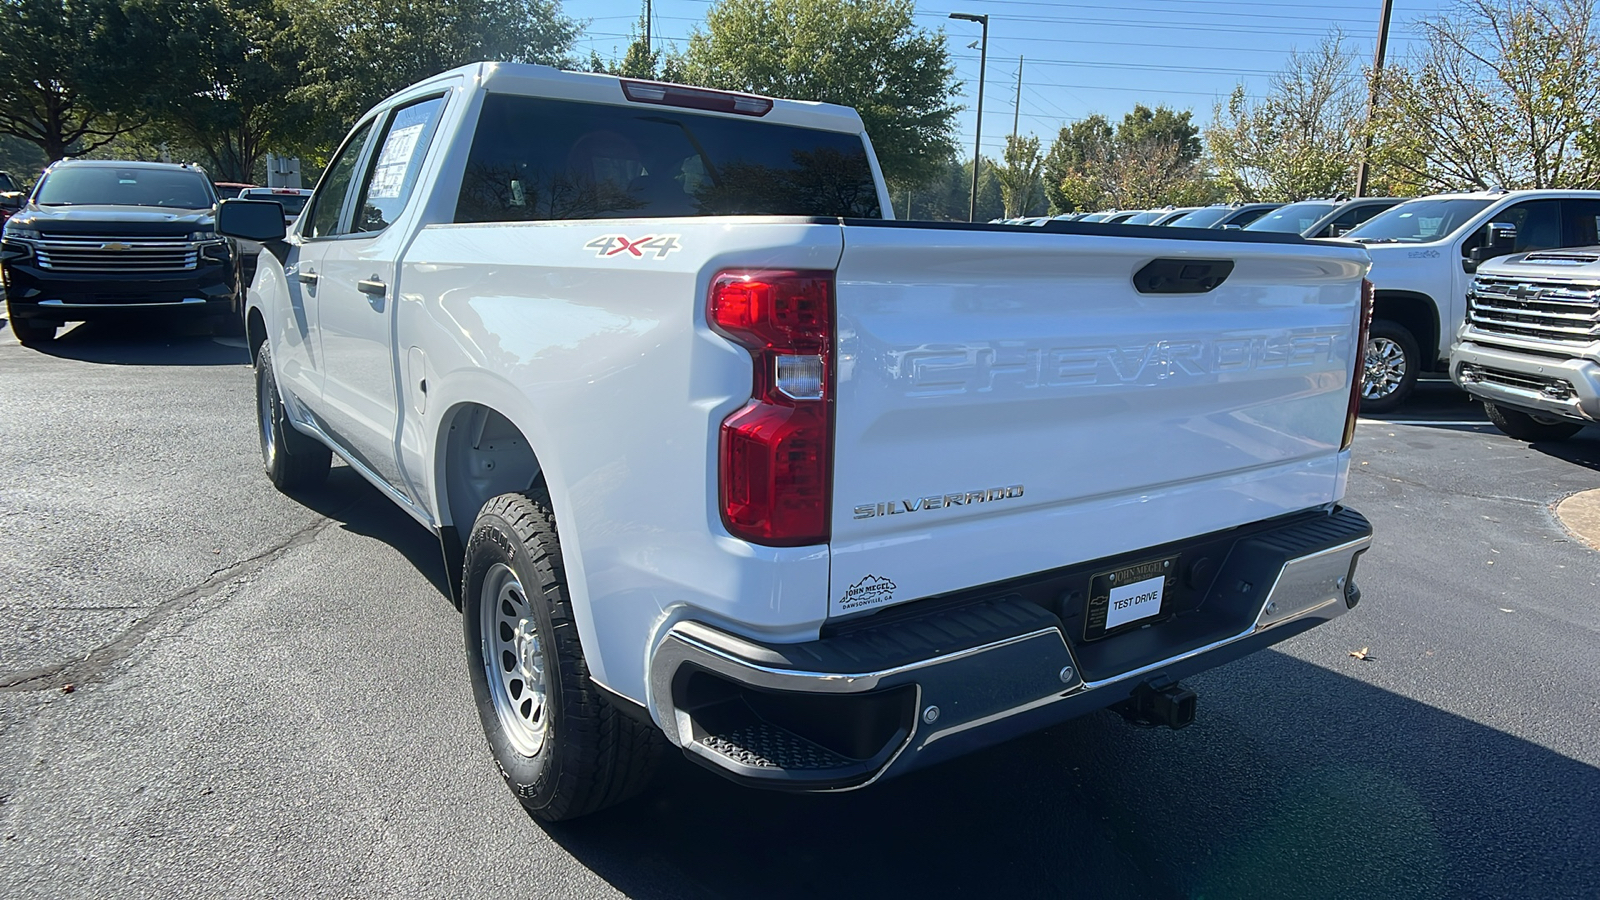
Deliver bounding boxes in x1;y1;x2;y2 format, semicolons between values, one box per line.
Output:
840;575;897;612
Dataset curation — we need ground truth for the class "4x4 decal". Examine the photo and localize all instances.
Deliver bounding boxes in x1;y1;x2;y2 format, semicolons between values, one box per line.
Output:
585;234;682;259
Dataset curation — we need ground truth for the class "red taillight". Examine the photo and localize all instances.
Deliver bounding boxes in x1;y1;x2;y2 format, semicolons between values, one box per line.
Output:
1342;278;1375;450
710;270;834;545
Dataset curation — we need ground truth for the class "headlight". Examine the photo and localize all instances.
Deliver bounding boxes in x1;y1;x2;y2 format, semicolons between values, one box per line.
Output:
3;226;40;240
190;229;220;240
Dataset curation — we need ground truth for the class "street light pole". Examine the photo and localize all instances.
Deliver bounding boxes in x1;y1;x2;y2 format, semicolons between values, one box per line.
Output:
950;12;988;223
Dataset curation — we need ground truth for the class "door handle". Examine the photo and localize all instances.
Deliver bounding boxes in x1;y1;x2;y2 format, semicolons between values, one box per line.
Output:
297;269;318;285
358;278;387;297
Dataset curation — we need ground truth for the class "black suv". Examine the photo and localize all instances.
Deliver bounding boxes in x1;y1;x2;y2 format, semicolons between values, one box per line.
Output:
1;160;237;344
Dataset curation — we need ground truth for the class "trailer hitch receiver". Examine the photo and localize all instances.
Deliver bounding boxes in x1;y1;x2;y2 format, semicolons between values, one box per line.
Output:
1113;675;1197;730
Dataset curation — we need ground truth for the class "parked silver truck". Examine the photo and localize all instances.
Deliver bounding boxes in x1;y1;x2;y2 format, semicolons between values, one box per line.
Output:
1452;246;1600;440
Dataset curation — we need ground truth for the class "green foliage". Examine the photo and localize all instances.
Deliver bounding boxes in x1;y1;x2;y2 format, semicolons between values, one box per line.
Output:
1378;0;1600;190
1042;106;1213;213
1207;33;1366;202
293;0;578;156
0;132;47;183
680;0;957;186
888;153;1004;221
995;133;1043;218
93;0;307;181
0;0;136;160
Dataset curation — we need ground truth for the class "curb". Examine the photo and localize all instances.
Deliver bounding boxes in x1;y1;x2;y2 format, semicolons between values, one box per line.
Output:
1555;489;1600;553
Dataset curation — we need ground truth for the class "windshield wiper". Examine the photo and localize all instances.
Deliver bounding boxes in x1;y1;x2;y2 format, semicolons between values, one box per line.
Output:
1353;237;1402;244
40;201;74;206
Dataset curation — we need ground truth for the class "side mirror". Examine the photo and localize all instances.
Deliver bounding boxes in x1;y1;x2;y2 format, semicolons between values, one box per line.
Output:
217;199;286;242
0;192;23;211
1469;222;1517;264
1220;223;1242;231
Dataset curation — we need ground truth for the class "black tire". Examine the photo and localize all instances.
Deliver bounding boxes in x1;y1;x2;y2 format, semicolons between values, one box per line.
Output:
254;342;331;490
8;314;55;345
1483;402;1584;442
1360;319;1420;413
463;488;662;822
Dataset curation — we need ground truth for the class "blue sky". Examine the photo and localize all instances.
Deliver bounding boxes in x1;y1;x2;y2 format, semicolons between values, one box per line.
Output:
563;0;1451;158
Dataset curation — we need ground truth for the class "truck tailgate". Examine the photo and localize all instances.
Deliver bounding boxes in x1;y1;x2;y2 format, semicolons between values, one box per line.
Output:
828;225;1369;618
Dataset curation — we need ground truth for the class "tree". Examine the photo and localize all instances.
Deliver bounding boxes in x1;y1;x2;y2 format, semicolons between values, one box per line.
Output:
293;0;578;157
1042;106;1213;212
1042;115;1111;212
681;0;958;186
994;134;1043;218
1207;33;1369;201
1377;0;1600;190
94;0;307;182
0;0;136;161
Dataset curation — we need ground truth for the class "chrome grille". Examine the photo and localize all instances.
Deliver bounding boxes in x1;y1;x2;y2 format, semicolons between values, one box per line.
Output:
1468;276;1600;345
34;234;199;272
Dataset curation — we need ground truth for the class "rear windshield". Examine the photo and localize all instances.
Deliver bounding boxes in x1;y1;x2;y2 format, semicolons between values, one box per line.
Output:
1121;211;1165;225
1245;202;1336;233
243;191;310;215
37;167;214;210
1167;207;1232;228
456;93;882;222
1345;198;1493;243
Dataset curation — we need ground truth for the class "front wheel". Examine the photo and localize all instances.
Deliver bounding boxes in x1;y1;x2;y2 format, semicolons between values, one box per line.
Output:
254;342;331;490
1360;320;1420;413
1483;402;1584;442
463;488;662;822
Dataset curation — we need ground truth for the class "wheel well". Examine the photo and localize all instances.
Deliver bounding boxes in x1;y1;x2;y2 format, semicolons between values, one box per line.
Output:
246;307;267;363
1372;292;1441;369
439;403;542;537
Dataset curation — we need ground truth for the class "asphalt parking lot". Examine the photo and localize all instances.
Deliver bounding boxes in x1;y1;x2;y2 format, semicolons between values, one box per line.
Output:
2;321;1598;900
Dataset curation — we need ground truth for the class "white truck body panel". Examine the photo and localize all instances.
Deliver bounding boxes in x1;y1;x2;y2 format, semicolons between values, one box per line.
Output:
1353;189;1600;363
829;227;1366;617
237;63;1373;762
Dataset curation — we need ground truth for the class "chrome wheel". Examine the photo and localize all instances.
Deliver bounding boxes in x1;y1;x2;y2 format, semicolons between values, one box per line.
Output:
258;366;278;470
1363;336;1407;400
480;562;550;758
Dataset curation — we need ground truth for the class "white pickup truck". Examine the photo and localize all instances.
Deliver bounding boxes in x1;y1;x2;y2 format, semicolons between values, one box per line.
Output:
1452;247;1600;440
219;63;1375;820
1340;189;1600;411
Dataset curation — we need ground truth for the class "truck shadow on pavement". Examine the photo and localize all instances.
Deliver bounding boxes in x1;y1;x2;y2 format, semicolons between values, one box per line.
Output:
285;466;454;600
544;652;1600;900
7;318;249;366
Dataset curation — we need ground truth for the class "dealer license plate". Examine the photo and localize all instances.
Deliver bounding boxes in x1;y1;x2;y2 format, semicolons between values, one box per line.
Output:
1084;556;1176;640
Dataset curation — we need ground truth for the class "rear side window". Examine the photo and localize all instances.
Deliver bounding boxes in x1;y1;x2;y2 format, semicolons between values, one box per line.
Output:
456;93;882;222
354;96;446;234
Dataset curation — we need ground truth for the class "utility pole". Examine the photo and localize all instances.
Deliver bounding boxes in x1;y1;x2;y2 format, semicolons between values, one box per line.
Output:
1012;56;1023;141
644;0;652;62
1354;0;1395;197
950;13;989;222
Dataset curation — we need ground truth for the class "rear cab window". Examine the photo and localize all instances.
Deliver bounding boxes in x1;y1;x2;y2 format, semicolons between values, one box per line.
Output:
456;93;882;222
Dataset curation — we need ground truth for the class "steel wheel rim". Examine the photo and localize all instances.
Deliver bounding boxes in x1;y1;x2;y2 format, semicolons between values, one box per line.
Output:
1363;336;1407;400
481;562;550;757
258;369;277;468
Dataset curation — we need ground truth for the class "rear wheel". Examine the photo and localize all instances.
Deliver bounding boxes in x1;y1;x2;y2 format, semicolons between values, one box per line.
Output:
463;488;662;822
1360;320;1420;413
1483;402;1584;442
254;342;331;490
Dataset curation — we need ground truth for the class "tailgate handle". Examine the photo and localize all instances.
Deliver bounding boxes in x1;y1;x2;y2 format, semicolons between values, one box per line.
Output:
1134;258;1234;294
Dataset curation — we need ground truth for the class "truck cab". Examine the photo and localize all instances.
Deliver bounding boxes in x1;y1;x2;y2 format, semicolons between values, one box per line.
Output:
1342;189;1600;411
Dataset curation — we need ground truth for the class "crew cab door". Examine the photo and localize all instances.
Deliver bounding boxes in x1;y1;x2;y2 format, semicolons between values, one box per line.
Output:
278;117;377;410
313;95;446;495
